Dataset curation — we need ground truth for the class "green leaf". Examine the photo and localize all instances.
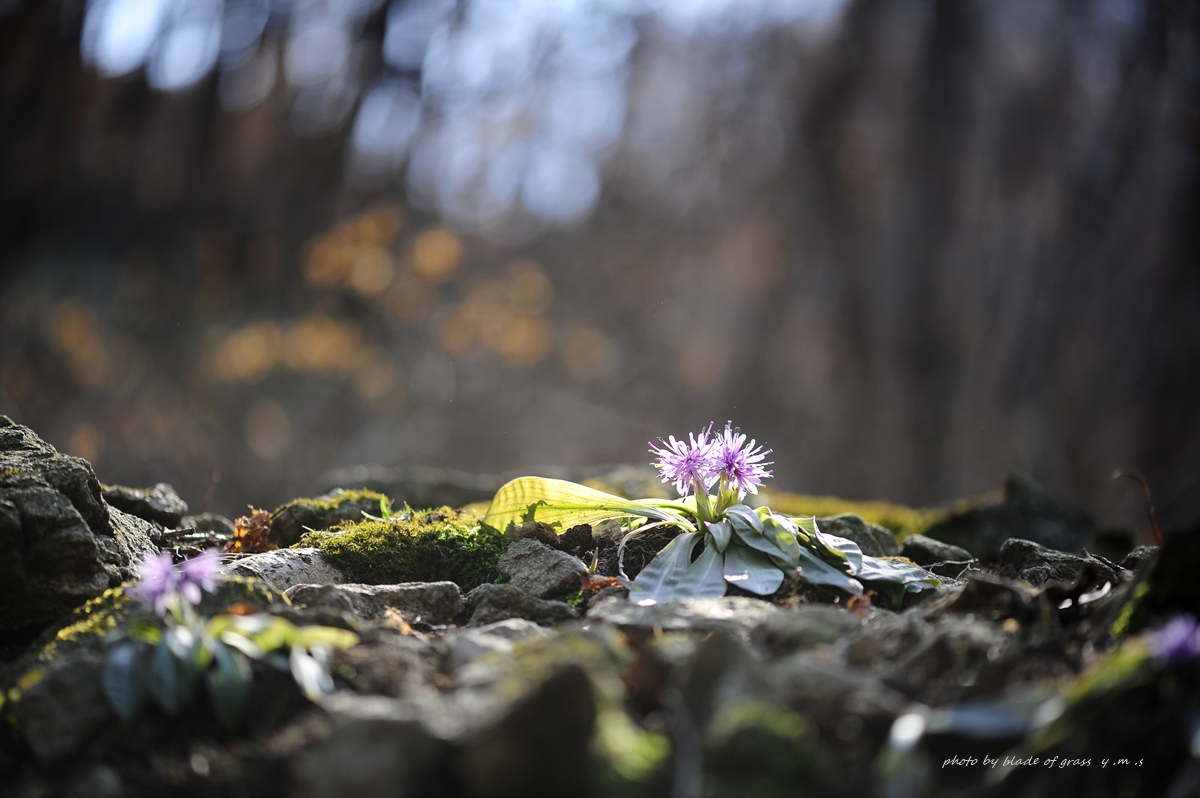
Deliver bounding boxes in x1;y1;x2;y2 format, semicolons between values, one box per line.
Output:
253;616;297;653
205;641;252;732
219;630;264;659
484;477;691;533
675;541;728;599
293;625;359;651
126;618;163;644
146;640;191;714
290;647;334;702
707;519;733;553
814;529;863;574
796;547;864;595
856;556;939;592
725;505;764;535
628;532;698;606
762;515;802;568
723;544;785;596
103;642;148;723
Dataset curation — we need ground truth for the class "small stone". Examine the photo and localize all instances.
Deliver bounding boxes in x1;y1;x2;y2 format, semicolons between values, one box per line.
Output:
1121;546;1157;573
443;619;549;670
587;595;777;642
900;534;974;565
223;547;345;591
752;605;865;651
101;483;188;527
496;538;588;599
996;538;1121;589
559;523;595;555
285;581;464;625
817;514;899;557
516;521;561;549
465;583;579;627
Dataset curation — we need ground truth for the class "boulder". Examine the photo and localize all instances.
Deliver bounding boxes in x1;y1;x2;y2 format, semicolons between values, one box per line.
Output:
286;581;464;625
899;534;974;565
465;584;578;627
817;514;899;557
0;417;157;633
100;482;188;527
496;538;587;599
10;650;111;760
223;547;345;591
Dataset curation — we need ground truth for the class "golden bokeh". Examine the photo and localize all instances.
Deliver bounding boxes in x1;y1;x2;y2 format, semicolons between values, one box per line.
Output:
47;299;107;388
411;227;464;283
302;205;404;288
561;320;616;380
211;322;282;382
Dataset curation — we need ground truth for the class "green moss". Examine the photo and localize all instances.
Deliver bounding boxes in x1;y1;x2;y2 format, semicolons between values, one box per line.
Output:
278;488;388;515
298;506;509;589
757;489;953;540
704;700;817;798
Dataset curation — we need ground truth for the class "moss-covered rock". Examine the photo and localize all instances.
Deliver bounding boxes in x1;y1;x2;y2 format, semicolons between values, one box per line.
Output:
703;700;818;798
270;488;389;547
298;507;508;590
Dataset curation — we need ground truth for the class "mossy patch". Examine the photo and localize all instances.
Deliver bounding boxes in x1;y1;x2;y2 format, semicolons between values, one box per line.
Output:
756;489;955;541
269;488;390;547
703;700;818;798
298;506;509;590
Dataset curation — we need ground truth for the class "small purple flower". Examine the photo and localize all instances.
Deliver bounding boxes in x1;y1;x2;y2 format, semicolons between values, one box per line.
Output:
715;421;773;496
178;549;222;606
650;423;718;496
1150;615;1200;667
134;551;178;615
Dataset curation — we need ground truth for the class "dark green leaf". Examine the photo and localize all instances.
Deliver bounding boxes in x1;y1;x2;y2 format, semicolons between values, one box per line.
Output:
146;641;190;714
706;519;733;553
796;547;864;595
814;529;863;574
205;641;252;732
675;542;728;599
725;505;764;535
628;532;698;606
723;545;785;596
103;643;147;723
762;515;802;568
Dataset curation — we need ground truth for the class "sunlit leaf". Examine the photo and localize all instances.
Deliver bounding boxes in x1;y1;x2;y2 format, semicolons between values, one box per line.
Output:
293;625;359;651
814;530;863;574
205;641;252;732
628;532;698;606
723;544;785;596
484;477;692;532
796;547;864;595
675;541;727;599
253;616;297;652
762;515;801;568
290;647;334;703
707;519;733;553
103;642;148;723
857;556;939;592
725;505;764;535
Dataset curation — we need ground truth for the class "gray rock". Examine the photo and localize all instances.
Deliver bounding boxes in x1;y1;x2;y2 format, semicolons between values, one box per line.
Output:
12;651;110;760
766;652;907;722
996;538;1122;589
496;538;588;599
587;595;777;642
100;482;188;527
269;488;386;548
900;534;974;565
0;417;157;632
465;584;578;627
443;619;549;671
286;581;464;625
180;512;236;537
290;692;448;798
818;514;899;557
224;547;345;591
922;473;1095;559
1121;546;1158;573
753;605;866;650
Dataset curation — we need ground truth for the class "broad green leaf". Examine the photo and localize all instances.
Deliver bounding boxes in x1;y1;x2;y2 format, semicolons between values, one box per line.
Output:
707;519;733;553
731;522;787;561
814;531;863;574
484;477;691;533
103;643;148;723
796;547;864;595
290;647;334;702
762;515;802;568
146;640;190;714
857;556;939;592
293;625;359;651
723;545;785;596
725;505;764;535
629;532;698;606
205;641;252;732
675;542;728;599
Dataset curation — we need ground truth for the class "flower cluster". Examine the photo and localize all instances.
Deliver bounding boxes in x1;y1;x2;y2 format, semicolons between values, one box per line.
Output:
1150;614;1200;667
649;421;773;499
134;549;222;616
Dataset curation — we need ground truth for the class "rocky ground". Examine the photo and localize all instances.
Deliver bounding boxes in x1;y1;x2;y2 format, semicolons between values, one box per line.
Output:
0;415;1196;798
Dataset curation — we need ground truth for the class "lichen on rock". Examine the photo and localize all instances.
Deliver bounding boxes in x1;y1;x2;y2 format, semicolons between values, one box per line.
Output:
298;506;508;590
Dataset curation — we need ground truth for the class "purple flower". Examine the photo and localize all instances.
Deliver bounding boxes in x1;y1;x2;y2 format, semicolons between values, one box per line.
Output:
134;551;178;615
133;549;222;615
1150;615;1200;667
650;423;718;496
178;549;222;606
715;421;773;496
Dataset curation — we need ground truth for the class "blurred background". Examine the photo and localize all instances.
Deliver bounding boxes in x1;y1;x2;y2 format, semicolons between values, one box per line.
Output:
0;0;1197;530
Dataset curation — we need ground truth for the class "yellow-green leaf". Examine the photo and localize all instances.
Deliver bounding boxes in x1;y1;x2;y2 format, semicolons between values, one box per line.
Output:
484;477;691;532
